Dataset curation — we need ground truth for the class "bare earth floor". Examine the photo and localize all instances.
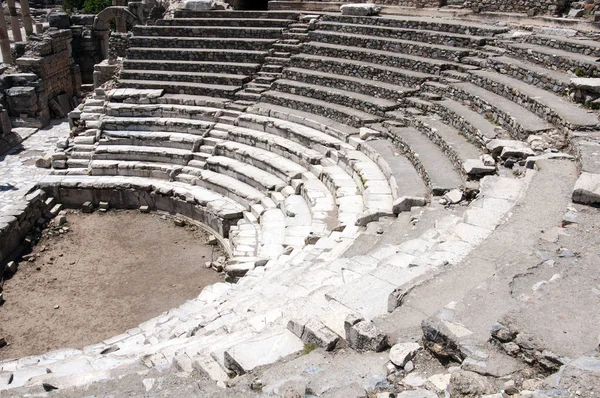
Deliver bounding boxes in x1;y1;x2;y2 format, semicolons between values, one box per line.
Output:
0;210;224;360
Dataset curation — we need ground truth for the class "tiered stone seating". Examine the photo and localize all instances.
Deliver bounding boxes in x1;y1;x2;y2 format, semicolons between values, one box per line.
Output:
120;11;301;97
8;10;600;394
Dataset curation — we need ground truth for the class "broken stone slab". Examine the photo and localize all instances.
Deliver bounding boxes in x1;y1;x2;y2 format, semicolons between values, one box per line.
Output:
0;371;14;387
359;127;381;140
486;139;530;158
287;318;339;351
463;159;496;176
500;146;536;160
570;78;600;94
572;172;600;205
345;316;388;352
449;370;495;397
443;189;463;204
421;315;473;362
397;390;437;398
393;196;428;214
223;328;304;375
524;152;574;169
340;3;381;15
389;342;421;368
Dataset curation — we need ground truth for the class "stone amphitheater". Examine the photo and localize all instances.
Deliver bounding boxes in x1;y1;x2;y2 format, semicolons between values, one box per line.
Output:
1;0;600;396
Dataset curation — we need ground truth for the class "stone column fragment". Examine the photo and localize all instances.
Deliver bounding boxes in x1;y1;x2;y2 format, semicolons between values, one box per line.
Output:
6;0;22;42
0;5;13;64
19;0;33;37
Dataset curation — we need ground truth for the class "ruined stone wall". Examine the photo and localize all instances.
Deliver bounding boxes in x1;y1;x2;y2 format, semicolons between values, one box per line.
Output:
12;29;81;121
108;32;130;60
70;14;104;85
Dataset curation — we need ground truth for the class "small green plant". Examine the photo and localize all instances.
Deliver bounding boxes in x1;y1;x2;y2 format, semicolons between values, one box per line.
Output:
574;68;586;78
302;343;316;355
82;0;112;14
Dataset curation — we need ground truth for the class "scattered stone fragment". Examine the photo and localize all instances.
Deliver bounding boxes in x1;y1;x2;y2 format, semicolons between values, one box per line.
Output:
572;172;600;205
35;155;52;168
142;378;155;392
428;373;452;392
557;247;577;257
139;205;150;213
463;159;495;176
54;305;60;309
174;218;185;227
490;323;517;342
443;189;463;204
346;318;388;352
449;370;495;397
389;342;421;367
7;261;17;273
0;337;7;348
250;378;263;391
503;379;518;395
207;235;218;245
54;214;67;225
502;342;521;356
404;360;414;373
98;201;109;210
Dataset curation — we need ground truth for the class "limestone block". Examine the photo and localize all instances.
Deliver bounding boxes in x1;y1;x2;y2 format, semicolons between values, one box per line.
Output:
182;0;229;10
393;196;427;213
486;139;529;158
570;78;600;94
287;318;340;351
346;319;388;352
340;3;382;16
463;159;495;176
223;329;304;375
389;342;421;367
572;172;600;205
47;12;70;29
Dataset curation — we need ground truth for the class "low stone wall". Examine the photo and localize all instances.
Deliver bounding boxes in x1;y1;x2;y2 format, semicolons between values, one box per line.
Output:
109;32;130;60
464;0;567;15
1;73;50;128
507;45;599;78
0;189;51;276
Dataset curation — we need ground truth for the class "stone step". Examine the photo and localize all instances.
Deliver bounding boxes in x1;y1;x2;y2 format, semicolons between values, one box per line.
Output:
290;53;433;87
120;70;251;86
316;21;489;48
302;42;460;74
205;156;287;192
272;42;302;54
486;55;572;94
118;79;241;98
125;48;267;63
513;33;600;58
262;64;284;73
248;101;360;139
363;139;428;205
93;145;193;165
387;127;465;195
128;36;278;51
122;59;261;75
214;140;307;183
308;30;473;62
101;130;202;151
320;14;508;37
432;98;504;147
235;113;345;152
155;18;295;27
261;90;382;128
469;69;599;130
413;115;493;178
235;91;262;101
132;26;285;39
273;79;400;116
172;10;300;19
282;67;418;102
448;81;554;139
101;116;214;133
264;56;291;65
504;41;599;78
209;123;325;168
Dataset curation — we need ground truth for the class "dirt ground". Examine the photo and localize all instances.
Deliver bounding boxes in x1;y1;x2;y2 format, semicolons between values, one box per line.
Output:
0;210;225;360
